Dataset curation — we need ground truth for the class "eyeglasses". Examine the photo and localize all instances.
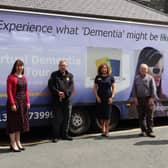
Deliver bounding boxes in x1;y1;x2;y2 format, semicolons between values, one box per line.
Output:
149;67;163;74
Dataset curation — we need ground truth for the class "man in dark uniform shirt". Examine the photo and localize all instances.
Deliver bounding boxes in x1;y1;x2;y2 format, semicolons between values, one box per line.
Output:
48;60;74;142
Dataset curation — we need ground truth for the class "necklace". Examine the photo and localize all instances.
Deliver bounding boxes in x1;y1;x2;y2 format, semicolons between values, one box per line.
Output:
15;73;23;78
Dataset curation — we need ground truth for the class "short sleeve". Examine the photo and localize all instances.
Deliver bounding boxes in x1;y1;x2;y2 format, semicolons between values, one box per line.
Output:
94;75;98;84
111;75;115;84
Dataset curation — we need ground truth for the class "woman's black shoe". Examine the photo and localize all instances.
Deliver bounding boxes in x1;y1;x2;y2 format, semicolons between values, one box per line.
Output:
101;133;109;137
10;146;21;152
18;146;25;151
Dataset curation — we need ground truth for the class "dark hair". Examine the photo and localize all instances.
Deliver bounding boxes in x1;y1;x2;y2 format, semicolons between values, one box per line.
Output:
133;47;163;97
11;59;24;75
97;63;110;75
135;47;163;75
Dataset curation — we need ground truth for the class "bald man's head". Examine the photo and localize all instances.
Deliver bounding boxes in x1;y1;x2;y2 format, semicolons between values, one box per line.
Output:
140;64;148;76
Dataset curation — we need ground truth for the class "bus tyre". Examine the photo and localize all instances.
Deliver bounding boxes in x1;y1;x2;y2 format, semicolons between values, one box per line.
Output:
96;106;120;131
69;108;91;135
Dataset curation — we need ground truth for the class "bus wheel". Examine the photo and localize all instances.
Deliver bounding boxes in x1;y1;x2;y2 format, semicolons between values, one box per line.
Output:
70;108;91;135
96;106;120;131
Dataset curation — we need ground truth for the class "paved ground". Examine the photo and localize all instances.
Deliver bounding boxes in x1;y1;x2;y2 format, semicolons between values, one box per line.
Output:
1;123;168;168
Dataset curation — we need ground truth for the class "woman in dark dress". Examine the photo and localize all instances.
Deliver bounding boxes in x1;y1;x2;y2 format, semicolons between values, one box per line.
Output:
6;59;30;152
93;63;116;136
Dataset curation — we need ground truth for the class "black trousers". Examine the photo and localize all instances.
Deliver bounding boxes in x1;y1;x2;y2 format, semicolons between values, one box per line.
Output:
51;102;72;138
137;97;154;133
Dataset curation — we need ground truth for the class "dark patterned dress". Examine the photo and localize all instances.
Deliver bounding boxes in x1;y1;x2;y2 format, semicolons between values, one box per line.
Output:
7;77;29;133
94;74;115;120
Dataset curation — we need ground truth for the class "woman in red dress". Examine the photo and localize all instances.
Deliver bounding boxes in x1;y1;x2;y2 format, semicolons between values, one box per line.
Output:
6;59;30;152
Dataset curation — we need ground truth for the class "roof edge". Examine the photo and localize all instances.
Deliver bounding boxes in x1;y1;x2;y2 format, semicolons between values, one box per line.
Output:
0;4;168;25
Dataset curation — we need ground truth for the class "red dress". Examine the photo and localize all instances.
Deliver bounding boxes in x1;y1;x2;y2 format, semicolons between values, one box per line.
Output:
6;74;30;134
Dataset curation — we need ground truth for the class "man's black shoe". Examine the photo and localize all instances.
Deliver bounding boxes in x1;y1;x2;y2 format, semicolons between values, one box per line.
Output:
146;133;156;138
62;136;73;141
52;138;59;143
138;132;146;137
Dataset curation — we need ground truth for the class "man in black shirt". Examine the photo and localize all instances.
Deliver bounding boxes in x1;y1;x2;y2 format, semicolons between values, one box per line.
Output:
48;60;74;142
